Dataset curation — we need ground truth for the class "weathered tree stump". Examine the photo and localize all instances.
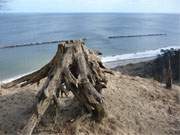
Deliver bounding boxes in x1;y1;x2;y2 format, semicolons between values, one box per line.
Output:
2;40;113;135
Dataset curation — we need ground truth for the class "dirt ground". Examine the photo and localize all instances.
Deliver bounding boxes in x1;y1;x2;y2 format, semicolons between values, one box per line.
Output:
0;72;180;135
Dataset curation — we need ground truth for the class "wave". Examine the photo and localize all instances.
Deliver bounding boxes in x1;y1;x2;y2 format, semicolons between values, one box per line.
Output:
102;46;180;63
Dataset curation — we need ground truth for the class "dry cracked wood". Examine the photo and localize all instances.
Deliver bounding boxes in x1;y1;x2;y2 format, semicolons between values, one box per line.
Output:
2;40;113;135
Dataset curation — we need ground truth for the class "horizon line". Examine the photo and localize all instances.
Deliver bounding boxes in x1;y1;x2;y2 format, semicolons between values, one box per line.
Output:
1;11;180;14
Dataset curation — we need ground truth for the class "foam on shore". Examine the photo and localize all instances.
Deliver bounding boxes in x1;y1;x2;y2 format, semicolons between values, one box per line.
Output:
0;70;36;84
102;46;180;63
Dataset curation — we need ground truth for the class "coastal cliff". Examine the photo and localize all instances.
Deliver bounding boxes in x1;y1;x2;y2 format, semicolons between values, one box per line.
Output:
0;72;180;135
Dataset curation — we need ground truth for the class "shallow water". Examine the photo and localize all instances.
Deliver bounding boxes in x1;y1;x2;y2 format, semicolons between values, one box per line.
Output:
0;13;180;81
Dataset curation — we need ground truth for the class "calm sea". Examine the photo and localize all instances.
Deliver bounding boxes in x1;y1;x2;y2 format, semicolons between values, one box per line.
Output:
0;13;180;81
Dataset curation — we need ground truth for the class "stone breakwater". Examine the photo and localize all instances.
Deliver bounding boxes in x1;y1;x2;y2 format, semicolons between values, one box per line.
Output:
0;40;61;49
108;33;167;39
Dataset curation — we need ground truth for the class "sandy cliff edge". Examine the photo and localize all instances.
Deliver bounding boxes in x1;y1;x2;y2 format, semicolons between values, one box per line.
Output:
0;72;180;135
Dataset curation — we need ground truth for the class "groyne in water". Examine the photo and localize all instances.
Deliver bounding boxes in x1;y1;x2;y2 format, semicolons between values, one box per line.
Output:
0;38;87;50
108;33;167;39
0;40;62;50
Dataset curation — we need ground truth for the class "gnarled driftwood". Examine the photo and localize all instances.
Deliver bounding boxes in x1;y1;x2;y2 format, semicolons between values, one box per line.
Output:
2;40;113;135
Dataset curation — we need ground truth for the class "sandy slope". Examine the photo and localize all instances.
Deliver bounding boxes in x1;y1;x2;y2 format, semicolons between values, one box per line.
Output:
0;72;180;135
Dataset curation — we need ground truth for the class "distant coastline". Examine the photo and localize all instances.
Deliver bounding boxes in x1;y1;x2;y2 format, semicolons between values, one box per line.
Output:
1;45;180;84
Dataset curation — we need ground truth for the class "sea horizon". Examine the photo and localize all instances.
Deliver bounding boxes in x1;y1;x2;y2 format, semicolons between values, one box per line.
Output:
1;12;180;14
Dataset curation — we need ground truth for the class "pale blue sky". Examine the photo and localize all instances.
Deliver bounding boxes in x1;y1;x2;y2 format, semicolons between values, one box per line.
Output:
1;0;180;13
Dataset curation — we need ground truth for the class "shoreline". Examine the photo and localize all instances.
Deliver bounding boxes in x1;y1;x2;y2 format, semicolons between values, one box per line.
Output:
0;70;35;84
1;45;180;84
104;56;156;68
0;56;156;84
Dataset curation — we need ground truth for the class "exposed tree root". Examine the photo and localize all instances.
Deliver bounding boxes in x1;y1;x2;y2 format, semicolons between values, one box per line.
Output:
2;40;113;135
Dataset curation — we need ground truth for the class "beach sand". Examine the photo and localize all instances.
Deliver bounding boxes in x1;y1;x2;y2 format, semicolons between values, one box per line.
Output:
104;56;156;68
0;72;180;135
